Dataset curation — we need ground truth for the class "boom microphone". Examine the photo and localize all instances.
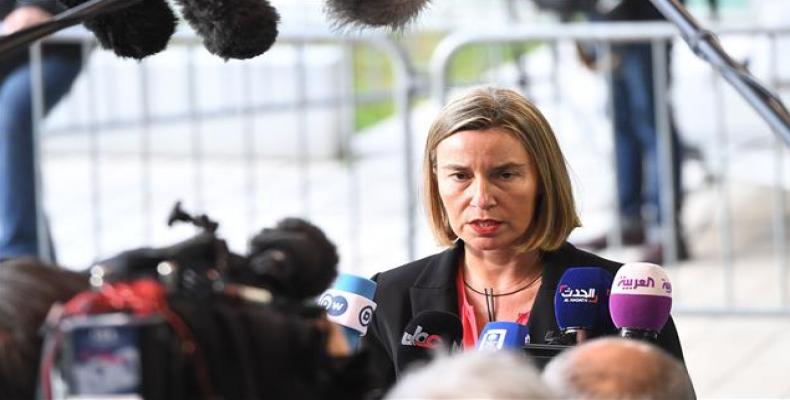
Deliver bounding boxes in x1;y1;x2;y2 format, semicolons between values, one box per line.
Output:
554;267;613;344
324;0;431;29
58;0;177;59
610;262;673;341
174;0;280;60
397;310;461;373
317;273;377;350
477;321;529;352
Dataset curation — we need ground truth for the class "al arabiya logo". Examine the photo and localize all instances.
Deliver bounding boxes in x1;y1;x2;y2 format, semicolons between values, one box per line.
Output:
319;293;348;317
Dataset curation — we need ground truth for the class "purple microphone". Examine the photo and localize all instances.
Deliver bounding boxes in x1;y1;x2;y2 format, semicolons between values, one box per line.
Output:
610;262;673;341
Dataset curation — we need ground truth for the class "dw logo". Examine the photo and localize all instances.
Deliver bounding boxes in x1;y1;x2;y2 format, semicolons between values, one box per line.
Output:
358;305;374;327
319;293;348;316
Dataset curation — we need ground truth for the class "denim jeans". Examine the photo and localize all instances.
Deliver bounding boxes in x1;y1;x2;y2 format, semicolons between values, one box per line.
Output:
0;49;81;259
611;43;683;235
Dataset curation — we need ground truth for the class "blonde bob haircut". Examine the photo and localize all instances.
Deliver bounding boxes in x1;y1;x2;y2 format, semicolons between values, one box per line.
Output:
423;87;580;252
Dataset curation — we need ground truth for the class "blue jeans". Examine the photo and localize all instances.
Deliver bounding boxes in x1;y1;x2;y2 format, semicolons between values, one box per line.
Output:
612;43;682;234
0;50;81;259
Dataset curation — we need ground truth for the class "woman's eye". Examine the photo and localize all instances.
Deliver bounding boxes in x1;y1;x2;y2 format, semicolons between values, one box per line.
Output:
450;172;470;180
499;171;517;180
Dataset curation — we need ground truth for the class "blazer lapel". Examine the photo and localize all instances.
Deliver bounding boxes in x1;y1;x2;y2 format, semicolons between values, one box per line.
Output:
409;243;462;317
528;242;571;343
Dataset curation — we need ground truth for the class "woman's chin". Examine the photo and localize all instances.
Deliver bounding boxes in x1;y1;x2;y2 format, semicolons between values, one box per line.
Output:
462;236;515;252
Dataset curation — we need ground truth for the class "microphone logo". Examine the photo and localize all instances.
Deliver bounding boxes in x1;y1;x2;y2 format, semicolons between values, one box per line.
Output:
616;275;672;295
557;284;599;303
616;276;655;290
478;329;507;351
318;293;349;317
358;305;374;327
662;280;672;294
401;325;443;348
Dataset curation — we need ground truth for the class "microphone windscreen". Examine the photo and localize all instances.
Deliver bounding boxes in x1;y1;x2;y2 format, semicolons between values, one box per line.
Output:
317;273;377;349
477;321;528;351
554;267;613;331
610;262;673;332
58;0;176;59
397;310;461;371
175;0;279;60
324;0;431;29
247;218;338;300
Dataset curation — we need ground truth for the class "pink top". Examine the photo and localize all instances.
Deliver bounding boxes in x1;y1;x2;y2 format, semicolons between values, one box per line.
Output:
455;267;531;350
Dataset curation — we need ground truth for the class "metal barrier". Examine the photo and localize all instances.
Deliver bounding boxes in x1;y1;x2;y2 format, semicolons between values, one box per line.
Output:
429;21;790;315
23;21;790;314
29;30;419;274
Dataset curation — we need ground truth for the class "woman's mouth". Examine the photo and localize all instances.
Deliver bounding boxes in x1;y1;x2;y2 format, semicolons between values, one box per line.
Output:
469;219;502;235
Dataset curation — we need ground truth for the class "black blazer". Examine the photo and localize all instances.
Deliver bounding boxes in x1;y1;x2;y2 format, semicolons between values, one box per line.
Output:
362;241;686;389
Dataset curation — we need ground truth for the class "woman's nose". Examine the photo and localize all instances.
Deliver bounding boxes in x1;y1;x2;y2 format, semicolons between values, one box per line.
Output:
469;179;495;209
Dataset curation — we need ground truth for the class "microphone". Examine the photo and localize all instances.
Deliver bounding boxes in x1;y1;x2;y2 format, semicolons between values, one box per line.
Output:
246;218;339;301
58;0;177;59
476;321;529;351
173;0;280;60
610;262;673;341
397;311;461;372
324;0;431;29
317;273;377;350
554;267;614;345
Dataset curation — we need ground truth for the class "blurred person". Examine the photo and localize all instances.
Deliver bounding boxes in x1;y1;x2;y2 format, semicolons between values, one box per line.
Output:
0;257;89;399
571;0;689;264
385;350;555;399
0;0;82;261
543;337;695;399
363;87;686;391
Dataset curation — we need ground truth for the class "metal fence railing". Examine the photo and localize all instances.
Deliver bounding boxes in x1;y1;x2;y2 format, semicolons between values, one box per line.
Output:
429;21;790;315
28;21;790;315
30;30;419;275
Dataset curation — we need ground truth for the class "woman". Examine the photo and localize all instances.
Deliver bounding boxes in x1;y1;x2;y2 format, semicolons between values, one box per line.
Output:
363;87;685;388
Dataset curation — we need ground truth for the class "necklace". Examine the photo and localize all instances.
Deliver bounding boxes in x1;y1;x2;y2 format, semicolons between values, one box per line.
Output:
463;272;542;323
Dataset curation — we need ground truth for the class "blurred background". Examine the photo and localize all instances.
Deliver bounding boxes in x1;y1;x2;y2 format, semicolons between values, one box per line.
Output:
19;0;790;396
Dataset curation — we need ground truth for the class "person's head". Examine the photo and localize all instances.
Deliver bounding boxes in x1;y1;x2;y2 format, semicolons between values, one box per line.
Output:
423;87;579;253
0;257;88;400
385;350;556;399
542;337;695;399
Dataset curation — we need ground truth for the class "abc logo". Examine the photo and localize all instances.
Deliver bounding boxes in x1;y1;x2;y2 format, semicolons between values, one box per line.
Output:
319;293;348;316
358;305;374;327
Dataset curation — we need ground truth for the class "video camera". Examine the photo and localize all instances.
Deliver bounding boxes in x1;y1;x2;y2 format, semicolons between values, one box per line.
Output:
38;202;369;400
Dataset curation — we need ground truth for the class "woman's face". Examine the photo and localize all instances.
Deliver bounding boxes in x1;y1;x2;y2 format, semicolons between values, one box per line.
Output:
435;128;539;252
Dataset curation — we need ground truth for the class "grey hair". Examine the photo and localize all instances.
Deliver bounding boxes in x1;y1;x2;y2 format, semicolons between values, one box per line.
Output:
385;350;556;399
542;338;695;400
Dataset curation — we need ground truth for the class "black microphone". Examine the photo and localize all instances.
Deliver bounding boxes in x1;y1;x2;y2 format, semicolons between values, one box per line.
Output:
173;0;280;60
245;217;339;301
58;0;177;59
396;310;461;373
324;0;431;29
0;0;140;58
